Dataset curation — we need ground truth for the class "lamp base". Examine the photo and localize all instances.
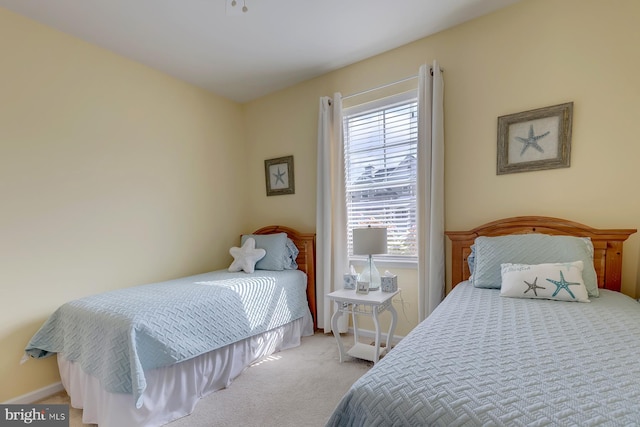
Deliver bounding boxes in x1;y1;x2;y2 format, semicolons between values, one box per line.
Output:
360;255;381;291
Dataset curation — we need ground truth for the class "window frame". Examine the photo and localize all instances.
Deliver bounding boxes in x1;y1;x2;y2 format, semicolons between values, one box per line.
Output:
343;90;419;267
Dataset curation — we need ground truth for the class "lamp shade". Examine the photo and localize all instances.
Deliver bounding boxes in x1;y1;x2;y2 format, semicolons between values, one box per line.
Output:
353;227;387;255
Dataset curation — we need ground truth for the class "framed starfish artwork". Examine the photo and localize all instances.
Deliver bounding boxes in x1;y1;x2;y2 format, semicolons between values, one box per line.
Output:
264;155;295;196
497;102;573;175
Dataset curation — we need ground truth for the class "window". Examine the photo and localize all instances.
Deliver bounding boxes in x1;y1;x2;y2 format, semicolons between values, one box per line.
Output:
343;91;418;261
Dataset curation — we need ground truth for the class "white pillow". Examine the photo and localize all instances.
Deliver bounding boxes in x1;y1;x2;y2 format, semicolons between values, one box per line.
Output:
500;261;590;303
228;238;266;274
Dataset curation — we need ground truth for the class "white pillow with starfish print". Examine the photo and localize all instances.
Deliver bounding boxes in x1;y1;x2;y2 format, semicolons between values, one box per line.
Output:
500;260;590;303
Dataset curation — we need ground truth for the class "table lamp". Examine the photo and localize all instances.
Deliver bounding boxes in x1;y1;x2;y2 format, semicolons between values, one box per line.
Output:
353;226;387;291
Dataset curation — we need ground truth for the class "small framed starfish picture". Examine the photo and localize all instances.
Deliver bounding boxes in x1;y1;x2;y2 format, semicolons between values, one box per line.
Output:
264;155;295;196
497;102;573;175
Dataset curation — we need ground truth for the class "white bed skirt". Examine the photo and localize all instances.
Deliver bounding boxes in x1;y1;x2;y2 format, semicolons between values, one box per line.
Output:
58;313;314;427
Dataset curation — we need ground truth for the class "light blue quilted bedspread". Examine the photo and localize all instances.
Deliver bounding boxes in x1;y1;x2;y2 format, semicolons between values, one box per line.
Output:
327;281;640;426
25;269;309;408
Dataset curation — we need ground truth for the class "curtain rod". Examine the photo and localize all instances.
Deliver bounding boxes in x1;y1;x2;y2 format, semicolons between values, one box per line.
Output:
342;67;443;101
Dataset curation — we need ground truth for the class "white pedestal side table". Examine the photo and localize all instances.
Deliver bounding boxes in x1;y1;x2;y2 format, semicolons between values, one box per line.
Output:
327;288;399;364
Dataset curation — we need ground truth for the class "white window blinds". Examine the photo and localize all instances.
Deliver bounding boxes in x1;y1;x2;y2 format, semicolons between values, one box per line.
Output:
343;91;418;259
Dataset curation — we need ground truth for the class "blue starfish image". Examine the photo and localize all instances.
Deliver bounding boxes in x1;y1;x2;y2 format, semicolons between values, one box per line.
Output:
273;167;286;185
546;271;580;299
515;124;550;156
523;277;545;296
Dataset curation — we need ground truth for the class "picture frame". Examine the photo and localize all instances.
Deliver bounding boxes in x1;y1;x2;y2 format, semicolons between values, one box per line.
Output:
356;281;370;294
264;155;295;196
497;102;573;175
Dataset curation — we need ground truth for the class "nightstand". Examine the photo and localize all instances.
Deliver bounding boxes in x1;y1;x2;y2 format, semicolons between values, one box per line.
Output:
327;288;399;364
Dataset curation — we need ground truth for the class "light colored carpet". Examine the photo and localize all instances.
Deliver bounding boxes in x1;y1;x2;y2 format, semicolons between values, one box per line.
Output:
37;332;373;427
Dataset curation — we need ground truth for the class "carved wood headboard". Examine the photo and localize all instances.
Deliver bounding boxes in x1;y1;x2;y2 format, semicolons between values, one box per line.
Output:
445;216;636;292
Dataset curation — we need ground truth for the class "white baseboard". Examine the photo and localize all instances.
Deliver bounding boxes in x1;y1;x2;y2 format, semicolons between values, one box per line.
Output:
3;382;64;404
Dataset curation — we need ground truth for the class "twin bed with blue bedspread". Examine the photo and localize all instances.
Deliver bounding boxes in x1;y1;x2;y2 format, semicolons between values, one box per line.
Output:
25;226;316;427
327;216;640;426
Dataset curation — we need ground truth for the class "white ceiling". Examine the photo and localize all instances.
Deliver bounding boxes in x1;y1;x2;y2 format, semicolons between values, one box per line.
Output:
0;0;520;102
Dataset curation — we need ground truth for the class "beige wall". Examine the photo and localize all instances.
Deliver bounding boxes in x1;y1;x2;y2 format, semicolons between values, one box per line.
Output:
0;8;246;401
244;0;640;335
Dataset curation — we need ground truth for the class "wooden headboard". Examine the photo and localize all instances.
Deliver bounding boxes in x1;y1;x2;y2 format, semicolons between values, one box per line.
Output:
252;225;316;328
445;216;636;292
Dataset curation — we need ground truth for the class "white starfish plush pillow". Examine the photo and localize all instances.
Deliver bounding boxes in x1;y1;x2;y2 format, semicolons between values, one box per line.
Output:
228;237;266;273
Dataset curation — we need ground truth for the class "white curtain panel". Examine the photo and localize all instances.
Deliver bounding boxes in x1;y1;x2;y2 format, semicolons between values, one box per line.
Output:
316;94;348;333
417;61;445;321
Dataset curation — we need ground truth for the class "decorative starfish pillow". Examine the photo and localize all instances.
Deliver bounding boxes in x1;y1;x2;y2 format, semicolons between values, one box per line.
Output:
228;238;266;274
500;261;590;302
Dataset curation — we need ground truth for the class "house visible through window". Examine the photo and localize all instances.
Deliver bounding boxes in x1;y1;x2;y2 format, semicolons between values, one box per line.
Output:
343;91;418;261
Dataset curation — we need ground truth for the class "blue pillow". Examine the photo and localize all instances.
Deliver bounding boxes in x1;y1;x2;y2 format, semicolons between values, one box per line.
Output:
285;238;299;270
472;234;599;297
241;233;299;271
468;244;475;278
